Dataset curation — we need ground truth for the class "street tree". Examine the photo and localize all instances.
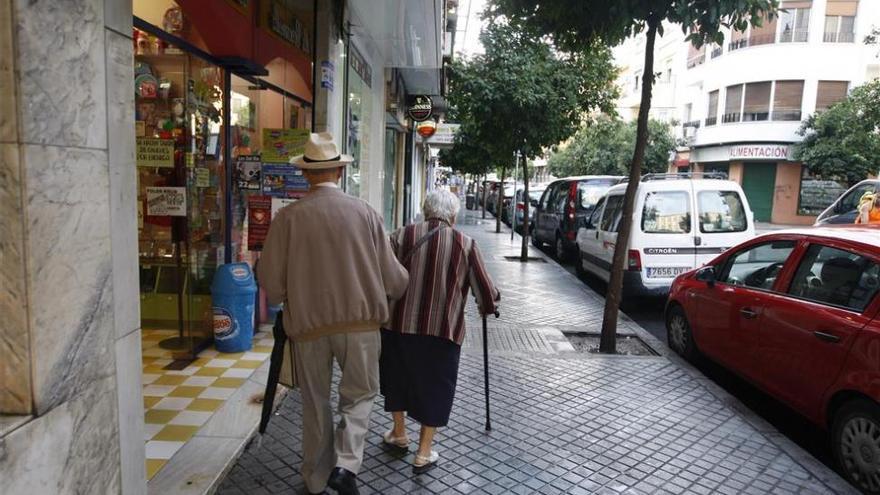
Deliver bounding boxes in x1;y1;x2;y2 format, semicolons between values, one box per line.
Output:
548;116;680;177
449;19;617;257
439;123;497;216
793;79;880;185
491;0;779;353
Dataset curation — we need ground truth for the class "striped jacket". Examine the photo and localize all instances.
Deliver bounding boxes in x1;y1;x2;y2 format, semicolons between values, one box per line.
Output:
388;219;500;345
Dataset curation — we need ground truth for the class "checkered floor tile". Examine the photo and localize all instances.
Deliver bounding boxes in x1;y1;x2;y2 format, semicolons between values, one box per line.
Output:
142;328;273;480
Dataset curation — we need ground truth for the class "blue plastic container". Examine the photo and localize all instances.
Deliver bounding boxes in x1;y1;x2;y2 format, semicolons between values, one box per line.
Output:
211;262;257;353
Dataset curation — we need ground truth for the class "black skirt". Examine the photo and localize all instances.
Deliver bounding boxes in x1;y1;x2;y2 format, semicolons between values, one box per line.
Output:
379;329;461;427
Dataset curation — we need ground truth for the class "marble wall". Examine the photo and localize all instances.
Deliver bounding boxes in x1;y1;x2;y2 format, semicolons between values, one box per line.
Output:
0;0;146;493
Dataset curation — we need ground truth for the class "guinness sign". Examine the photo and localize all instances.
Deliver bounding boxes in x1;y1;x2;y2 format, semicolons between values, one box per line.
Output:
408;95;433;122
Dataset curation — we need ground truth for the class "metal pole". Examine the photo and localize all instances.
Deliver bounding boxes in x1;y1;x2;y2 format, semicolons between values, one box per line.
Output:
482;313;491;432
223;69;233;264
511;151;519;242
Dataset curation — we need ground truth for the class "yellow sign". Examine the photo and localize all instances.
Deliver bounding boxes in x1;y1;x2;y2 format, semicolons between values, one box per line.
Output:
261;128;310;163
137;138;174;168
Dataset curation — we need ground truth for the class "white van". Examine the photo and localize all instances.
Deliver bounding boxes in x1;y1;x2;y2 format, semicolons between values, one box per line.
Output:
575;173;755;297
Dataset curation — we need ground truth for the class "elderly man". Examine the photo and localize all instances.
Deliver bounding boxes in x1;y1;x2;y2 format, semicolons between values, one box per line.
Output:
259;132;409;495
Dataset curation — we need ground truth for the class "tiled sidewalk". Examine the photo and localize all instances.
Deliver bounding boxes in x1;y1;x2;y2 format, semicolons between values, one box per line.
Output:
215;210;856;494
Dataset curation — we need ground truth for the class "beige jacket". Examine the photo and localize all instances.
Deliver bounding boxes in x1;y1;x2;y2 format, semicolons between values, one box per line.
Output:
258;186;409;341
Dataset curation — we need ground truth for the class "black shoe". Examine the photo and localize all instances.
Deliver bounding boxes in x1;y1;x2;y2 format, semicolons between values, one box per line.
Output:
327;467;359;495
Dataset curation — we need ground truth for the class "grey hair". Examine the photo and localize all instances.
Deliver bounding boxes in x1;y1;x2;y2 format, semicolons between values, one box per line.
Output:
422;189;461;223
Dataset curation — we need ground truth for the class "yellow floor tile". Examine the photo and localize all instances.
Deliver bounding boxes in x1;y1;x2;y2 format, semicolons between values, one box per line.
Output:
146;459;167;480
217;352;245;359
152;424;200;442
211;377;246;388
231;360;262;369
190;357;213;366
253;345;273;353
194;367;227;377
143;365;167;374
142;356;159;364
168;386;206;398
186;398;224;412
143;396;161;409
152;375;189;386
144;409;180;424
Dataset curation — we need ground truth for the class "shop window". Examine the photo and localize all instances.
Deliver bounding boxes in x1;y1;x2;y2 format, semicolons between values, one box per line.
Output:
779;4;811;43
346;44;373;199
723;84;743;123
772;80;805;121
798;167;848;216
824;1;858;42
743;81;771;121
816;81;849;112
706;90;719;126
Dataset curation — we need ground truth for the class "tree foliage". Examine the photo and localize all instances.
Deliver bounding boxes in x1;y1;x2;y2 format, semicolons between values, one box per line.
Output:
793;79;880;185
548;116;680;177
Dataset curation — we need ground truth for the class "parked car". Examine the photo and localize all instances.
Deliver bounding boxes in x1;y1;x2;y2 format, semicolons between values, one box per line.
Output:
576;173;755;297
487;183;513;216
664;227;880;493
531;176;622;259
816;179;880;225
509;186;547;232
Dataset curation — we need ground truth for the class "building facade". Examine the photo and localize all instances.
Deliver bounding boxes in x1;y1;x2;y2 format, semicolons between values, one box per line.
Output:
0;1;451;494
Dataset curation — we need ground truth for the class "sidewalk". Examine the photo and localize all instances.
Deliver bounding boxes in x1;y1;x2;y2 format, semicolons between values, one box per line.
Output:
216;210;855;495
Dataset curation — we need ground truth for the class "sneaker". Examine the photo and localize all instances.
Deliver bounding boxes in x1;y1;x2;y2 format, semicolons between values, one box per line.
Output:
412;450;439;474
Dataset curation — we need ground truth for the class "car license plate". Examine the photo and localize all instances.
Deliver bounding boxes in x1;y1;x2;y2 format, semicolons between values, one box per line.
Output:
646;266;689;278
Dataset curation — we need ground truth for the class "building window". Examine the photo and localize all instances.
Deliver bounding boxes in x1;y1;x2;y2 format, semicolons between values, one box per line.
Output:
729;27;748;51
824;1;858;42
772;80;804;120
723;84;743;123
687;44;706;69
816;81;849;111
798;167;848;215
749;13;778;46
779;3;811;43
743;81;772;121
706;90;719;126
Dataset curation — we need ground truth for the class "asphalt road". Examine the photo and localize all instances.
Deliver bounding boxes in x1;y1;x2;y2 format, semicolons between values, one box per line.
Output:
551;250;840;476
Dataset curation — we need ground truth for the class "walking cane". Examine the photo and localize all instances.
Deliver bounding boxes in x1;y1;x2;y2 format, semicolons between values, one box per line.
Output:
254;311;286;450
483;310;500;432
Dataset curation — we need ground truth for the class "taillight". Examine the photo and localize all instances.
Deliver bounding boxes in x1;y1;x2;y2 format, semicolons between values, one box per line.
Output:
627;250;642;271
567;182;577;220
516;202;525;211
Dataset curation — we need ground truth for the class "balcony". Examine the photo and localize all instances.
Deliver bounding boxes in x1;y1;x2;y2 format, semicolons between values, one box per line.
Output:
824;31;855;43
728;33;776;52
711;46;723;58
682;120;701;129
686;53;706;69
779;29;809;43
705;116;717;126
771;110;802;121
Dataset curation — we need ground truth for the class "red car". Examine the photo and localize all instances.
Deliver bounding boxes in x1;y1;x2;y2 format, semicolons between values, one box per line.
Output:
665;227;880;493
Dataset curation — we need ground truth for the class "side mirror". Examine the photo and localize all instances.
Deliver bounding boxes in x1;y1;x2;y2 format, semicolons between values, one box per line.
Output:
530;199;539;207
695;266;716;287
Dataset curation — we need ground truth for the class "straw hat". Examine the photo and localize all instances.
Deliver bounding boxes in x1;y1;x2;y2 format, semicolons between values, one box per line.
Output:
290;132;353;169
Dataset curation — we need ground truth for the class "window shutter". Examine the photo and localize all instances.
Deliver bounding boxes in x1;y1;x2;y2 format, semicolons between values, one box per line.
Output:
724;85;743;122
782;0;813;8
773;80;805;120
743;82;772;120
815;81;849;111
826;0;858;16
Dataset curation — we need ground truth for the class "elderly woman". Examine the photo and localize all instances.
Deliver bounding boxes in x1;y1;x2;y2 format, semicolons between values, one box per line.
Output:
380;189;500;473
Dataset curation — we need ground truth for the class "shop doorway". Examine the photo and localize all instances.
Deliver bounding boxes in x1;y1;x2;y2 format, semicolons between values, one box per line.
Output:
742;163;777;222
383;129;399;230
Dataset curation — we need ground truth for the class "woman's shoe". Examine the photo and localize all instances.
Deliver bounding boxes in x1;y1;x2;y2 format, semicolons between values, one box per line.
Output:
412;451;439;474
382;430;410;452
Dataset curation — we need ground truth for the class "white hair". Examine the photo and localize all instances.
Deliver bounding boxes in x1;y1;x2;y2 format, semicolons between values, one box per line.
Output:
422;189;460;223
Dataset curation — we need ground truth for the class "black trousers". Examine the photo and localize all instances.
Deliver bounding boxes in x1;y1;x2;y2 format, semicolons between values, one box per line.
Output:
379;329;461;427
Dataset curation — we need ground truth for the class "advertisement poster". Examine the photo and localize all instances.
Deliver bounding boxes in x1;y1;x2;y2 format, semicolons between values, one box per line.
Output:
261;128;310;163
247;195;272;251
271;197;298;218
146;187;186;216
136;138;174;168
194;168;210;188
234;155;262;190
262;163;310;197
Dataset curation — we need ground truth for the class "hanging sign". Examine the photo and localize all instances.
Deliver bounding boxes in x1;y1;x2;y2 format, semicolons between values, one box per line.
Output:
408;95;433;122
261;128;310;163
146;187;186;216
136;138;174;168
247;195;272;251
234;155;262;190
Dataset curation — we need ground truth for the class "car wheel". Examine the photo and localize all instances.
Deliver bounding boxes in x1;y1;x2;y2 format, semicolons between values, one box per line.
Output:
833;399;880;494
666;304;697;361
531;232;542;247
555;235;568;262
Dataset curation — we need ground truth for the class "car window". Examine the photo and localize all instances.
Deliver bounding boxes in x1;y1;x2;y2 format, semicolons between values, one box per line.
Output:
555;182;570;213
600;195;624;232
588;197;605;228
698;191;747;233
719;240;796;290
788;244;880;311
838;183;877;213
642;191;691;234
578;180;617;209
544;183;560;212
539;186;553;211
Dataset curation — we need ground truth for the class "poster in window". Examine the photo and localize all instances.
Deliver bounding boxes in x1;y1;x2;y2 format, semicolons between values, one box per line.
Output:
262;163;310;197
247;195;271;251
137;138;174;168
146;187;187;216
261;128;310;164
234;155;262;190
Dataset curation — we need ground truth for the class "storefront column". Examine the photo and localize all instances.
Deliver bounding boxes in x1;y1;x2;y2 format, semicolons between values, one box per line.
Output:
0;0;145;493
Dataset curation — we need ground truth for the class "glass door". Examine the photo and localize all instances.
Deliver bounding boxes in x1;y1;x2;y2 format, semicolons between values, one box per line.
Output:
383;129;398;229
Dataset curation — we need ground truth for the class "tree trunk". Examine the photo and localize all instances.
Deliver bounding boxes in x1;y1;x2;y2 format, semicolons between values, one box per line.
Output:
599;20;659;354
520;151;530;261
495;165;507;233
481;174;488;219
